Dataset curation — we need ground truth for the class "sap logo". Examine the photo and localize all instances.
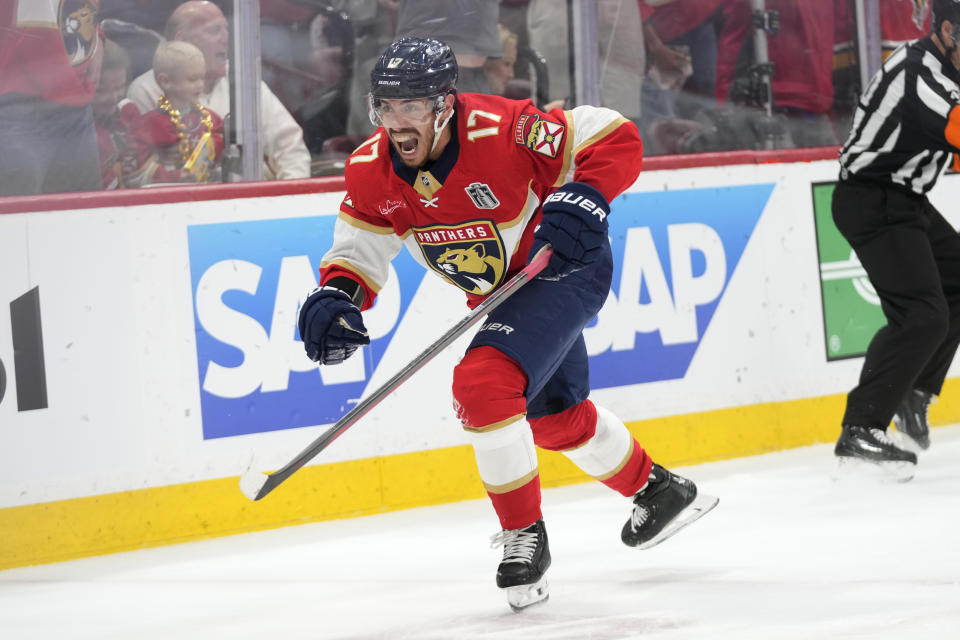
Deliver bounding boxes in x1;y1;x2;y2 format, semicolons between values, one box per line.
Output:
590;223;726;348
0;287;48;413
584;184;773;388
188;217;424;439
195;255;376;399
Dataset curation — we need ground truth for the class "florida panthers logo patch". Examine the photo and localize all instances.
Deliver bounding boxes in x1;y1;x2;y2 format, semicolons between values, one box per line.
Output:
515;113;565;158
414;221;505;295
61;0;100;65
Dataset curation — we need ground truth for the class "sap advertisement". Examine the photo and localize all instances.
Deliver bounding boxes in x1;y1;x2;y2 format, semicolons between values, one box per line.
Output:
189;184;773;440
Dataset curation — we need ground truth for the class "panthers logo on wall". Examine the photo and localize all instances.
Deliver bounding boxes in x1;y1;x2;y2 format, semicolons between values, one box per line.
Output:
60;0;100;65
413;221;506;295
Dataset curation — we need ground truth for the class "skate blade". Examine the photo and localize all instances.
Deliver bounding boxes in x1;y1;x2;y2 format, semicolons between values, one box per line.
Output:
833;455;915;483
634;493;719;551
505;577;549;612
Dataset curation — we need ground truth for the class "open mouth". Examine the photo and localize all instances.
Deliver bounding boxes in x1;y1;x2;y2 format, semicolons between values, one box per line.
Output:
391;132;420;157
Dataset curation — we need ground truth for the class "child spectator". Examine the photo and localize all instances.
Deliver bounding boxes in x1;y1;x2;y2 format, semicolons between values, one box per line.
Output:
93;39;140;189
129;40;224;185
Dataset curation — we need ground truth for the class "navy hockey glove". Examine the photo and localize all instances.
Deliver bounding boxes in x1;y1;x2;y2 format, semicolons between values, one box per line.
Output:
298;286;369;365
528;181;610;279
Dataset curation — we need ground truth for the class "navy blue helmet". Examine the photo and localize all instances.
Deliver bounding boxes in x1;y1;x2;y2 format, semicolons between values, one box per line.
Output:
370;37;459;101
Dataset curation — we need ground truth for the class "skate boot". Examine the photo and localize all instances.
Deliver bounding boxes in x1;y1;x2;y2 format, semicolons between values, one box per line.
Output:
893;389;933;451
834;424;917;482
621;463;718;550
491;519;551;612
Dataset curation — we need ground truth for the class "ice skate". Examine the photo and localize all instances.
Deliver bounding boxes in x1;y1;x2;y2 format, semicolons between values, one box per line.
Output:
893;389;933;452
621;463;718;549
834;424;917;482
491;519;551;612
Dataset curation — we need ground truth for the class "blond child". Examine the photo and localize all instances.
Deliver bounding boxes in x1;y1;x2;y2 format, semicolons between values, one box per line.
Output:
128;40;224;185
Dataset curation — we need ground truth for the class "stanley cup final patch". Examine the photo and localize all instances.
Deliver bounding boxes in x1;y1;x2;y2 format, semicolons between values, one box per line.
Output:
414;221;506;295
465;182;500;209
515;113;565;158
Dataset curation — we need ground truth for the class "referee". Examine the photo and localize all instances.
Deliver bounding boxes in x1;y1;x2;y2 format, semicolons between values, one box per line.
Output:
833;0;960;479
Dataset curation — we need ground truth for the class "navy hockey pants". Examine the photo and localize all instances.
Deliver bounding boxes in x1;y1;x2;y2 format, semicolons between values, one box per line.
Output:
467;243;613;419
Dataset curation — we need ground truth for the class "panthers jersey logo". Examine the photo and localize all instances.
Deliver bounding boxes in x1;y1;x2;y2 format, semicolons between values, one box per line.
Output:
413;221;505;295
61;0;100;65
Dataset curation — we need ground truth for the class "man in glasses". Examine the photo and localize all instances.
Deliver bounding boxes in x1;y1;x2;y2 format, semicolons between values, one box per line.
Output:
297;36;717;611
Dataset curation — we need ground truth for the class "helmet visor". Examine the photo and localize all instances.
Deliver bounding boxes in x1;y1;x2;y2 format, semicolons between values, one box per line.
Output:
371;96;439;127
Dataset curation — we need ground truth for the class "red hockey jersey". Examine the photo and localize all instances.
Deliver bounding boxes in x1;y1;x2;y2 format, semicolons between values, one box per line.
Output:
128;105;225;185
0;0;102;106
319;92;643;310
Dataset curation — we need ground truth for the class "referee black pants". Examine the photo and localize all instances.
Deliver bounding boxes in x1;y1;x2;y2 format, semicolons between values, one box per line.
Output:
832;178;960;428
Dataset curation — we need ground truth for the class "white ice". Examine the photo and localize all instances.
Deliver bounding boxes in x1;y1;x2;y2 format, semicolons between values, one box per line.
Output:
3;426;960;640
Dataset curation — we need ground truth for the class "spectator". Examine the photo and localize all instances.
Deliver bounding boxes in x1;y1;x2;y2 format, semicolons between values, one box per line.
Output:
99;0;182;35
341;0;402;140
766;1;838;147
668;1;835;152
259;0;321;116
394;0;503;95
126;0;311;179
127;41;225;186
499;0;533;81
718;0;837;148
641;0;719;108
636;0;751;155
484;23;519;96
93;39;141;189
0;0;104;196
297;11;352;156
527;0;645;122
485;20;563;110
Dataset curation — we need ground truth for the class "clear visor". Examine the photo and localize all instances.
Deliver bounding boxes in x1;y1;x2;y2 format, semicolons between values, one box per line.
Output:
370;96;441;126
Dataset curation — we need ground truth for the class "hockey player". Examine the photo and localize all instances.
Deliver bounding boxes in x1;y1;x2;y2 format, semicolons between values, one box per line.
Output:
297;37;717;611
833;0;960;478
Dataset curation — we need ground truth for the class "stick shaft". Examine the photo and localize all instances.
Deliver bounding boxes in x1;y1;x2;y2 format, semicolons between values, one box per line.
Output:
248;246;553;499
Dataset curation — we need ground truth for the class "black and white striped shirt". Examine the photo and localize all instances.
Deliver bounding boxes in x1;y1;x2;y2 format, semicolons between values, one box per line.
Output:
840;35;960;194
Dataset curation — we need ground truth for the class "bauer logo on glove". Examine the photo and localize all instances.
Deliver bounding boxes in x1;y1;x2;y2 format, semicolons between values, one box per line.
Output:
543;190;608;222
528;181;611;280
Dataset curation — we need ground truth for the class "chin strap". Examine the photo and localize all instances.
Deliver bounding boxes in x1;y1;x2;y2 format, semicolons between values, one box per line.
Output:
430;96;455;155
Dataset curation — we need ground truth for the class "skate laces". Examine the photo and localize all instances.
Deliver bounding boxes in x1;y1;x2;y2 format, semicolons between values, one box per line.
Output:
490;527;538;563
869;427;896;446
629;504;651;532
628;468;662;531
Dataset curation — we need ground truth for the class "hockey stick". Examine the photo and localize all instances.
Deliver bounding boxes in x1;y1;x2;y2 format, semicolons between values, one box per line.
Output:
239;244;553;501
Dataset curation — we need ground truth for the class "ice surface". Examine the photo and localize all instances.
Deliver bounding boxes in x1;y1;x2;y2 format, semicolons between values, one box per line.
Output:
3;426;960;639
